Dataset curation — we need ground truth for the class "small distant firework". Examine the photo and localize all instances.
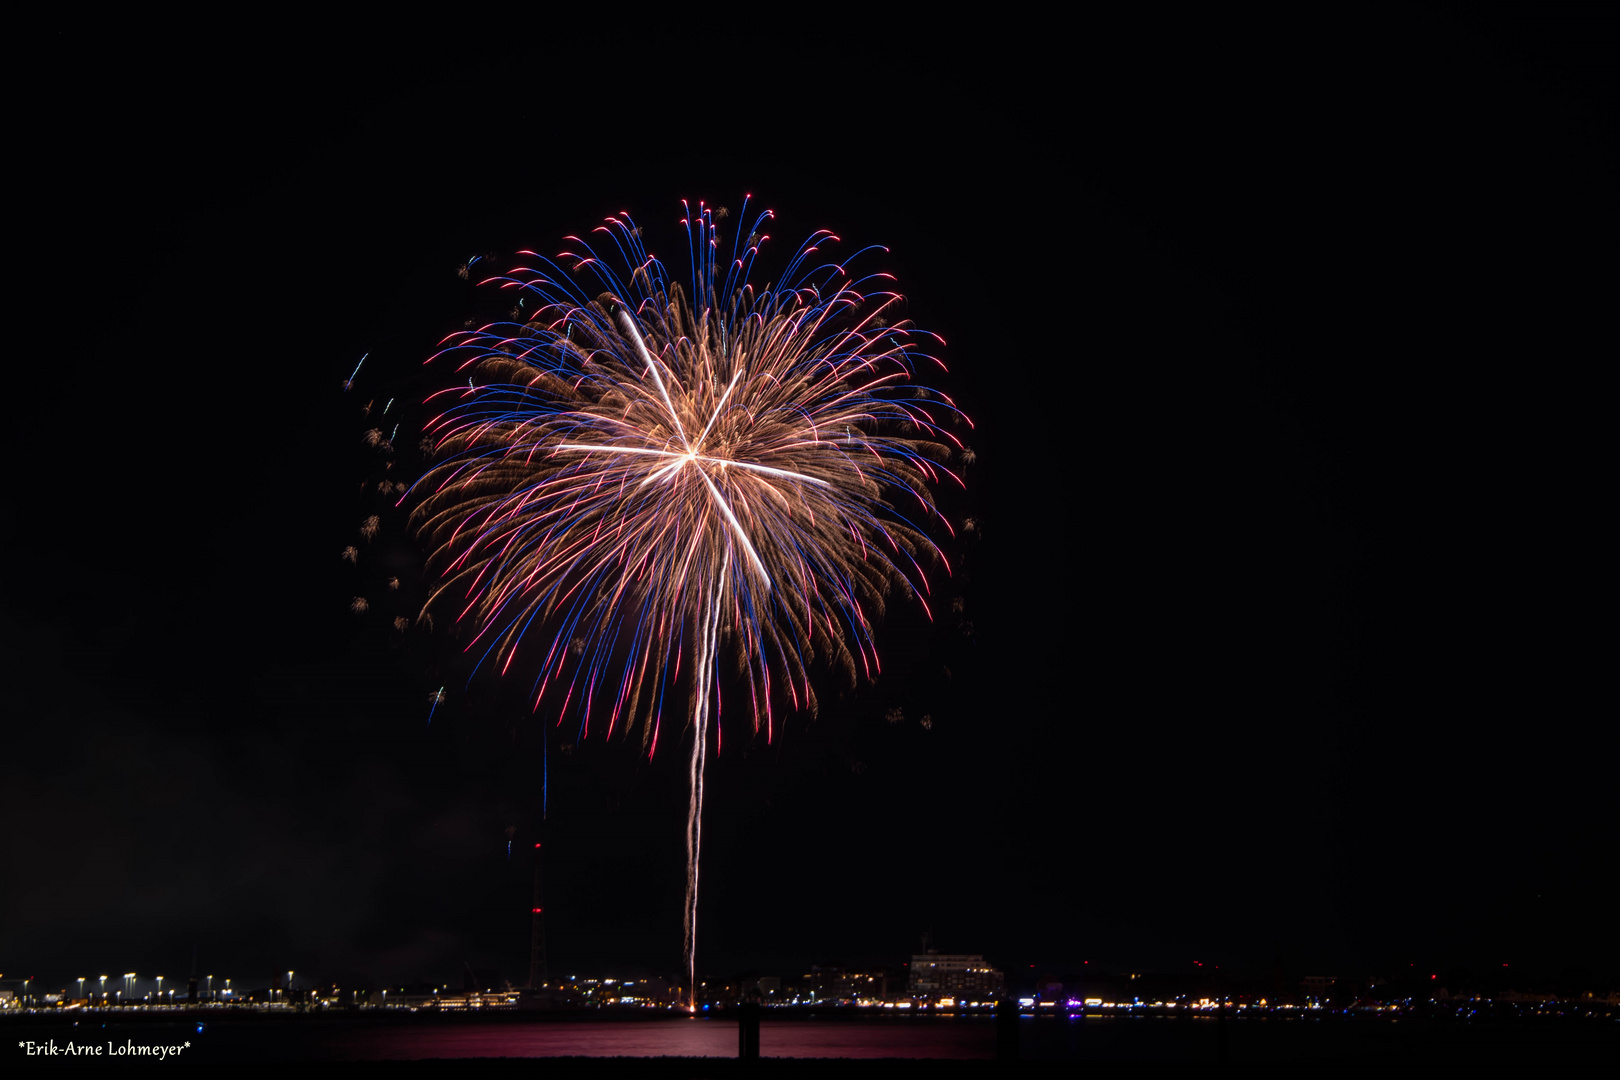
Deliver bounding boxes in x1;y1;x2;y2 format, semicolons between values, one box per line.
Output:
919;714;933;731
359;427;395;455
341;545;359;565
885;707;906;725
350;597;370;614
427;686;447;725
408;199;966;1008
393;616;410;632
387;576;400;591
359;515;380;541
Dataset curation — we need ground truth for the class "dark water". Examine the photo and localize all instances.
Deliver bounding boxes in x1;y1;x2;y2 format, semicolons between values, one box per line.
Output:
11;1013;1619;1067
326;1018;994;1059
16;1016;995;1062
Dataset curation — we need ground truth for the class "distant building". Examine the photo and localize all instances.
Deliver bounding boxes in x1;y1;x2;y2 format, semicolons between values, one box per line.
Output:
1301;976;1338;1000
794;967;899;1003
741;976;782;1001
908;951;1005;998
1489;989;1558;1004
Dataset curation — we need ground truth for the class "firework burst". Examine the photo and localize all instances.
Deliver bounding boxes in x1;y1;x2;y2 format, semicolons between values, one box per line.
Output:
407;198;968;1004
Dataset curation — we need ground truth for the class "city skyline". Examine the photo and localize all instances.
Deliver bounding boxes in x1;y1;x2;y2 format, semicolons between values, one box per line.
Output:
4;6;1614;1018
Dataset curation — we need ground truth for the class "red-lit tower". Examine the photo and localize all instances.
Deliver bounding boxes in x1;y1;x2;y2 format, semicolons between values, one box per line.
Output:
527;841;547;989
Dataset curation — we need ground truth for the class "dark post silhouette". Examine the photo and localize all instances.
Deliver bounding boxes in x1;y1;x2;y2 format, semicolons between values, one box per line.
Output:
996;996;1019;1061
738;1001;760;1058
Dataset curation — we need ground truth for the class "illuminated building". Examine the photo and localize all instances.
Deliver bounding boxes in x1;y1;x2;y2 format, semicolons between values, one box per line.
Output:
907;951;1005;998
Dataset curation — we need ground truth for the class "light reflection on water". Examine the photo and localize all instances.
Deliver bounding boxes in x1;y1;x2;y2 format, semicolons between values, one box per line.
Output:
330;1019;996;1060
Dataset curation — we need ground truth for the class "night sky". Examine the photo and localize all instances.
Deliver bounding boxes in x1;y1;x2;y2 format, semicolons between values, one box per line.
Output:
6;9;1613;993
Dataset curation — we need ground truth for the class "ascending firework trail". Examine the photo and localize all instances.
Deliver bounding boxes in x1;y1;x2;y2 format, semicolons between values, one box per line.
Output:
408;199;968;1007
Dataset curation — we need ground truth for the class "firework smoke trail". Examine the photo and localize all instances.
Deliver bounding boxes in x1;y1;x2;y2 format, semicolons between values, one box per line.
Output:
408;200;968;1007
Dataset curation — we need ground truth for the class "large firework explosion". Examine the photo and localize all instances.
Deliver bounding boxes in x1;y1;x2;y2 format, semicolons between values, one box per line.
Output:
407;199;968;1004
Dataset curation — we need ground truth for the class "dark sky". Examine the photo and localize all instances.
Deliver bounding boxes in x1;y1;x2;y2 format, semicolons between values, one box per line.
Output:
5;8;1613;992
